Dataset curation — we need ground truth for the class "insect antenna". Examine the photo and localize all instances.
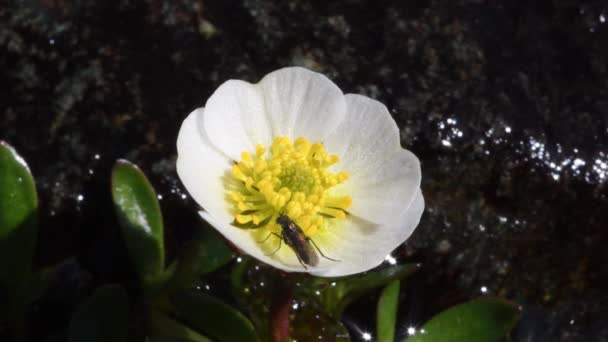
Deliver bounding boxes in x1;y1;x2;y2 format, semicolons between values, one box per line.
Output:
306;237;341;262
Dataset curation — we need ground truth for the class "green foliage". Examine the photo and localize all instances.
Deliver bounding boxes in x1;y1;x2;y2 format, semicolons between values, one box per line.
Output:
149;337;205;342
377;280;400;342
404;298;520;342
68;285;130;342
168;226;233;291
112;159;167;292
0;141;38;291
149;309;212;342
148;336;202;342
0;141;40;341
317;263;417;318
170;291;259;342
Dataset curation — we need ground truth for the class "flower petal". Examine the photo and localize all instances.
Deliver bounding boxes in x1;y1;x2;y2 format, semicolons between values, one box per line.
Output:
323;94;420;224
203;80;271;161
330;148;420;225
176;108;233;223
258;67;346;142
311;188;424;277
324;94;401;172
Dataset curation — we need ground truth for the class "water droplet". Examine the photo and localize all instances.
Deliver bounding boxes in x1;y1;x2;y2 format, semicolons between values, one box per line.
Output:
384;254;397;265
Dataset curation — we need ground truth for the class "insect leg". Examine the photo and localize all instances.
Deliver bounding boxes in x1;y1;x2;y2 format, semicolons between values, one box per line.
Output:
258;232;278;243
307;238;341;262
264;233;284;256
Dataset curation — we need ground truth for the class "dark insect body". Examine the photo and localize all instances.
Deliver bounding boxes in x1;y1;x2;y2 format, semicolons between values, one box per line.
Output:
260;214;339;268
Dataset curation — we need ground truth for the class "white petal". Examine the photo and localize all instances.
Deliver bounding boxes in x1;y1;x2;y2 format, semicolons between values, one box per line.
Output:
176;108;233;223
322;94;420;224
324;94;401;173
258;67;346;142
310;188;424;277
203;80;271;161
332;147;420;225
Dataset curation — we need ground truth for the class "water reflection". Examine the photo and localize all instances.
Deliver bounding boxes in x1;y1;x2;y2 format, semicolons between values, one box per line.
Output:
436;118;608;184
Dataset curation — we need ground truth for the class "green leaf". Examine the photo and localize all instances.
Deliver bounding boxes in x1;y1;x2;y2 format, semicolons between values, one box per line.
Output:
169;226;233;291
112;159;165;291
171;291;258;342
68;285;129;342
149;309;212;342
377;280;400;342
0;141;38;289
318;264;417;318
149;337;202;342
405;298;520;342
0;142;38;342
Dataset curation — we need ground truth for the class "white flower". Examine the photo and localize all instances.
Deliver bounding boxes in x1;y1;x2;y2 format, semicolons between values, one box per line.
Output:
177;67;423;277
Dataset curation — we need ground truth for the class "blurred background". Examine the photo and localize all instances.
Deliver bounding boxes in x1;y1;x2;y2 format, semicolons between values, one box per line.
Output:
1;0;607;341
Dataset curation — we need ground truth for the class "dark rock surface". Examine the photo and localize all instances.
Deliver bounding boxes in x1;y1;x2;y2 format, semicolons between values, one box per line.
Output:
1;0;607;341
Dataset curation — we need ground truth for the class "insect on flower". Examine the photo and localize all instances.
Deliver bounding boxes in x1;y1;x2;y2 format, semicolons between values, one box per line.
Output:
177;66;424;277
261;214;340;268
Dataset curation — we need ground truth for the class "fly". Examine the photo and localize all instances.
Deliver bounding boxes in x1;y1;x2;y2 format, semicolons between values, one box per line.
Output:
259;214;339;268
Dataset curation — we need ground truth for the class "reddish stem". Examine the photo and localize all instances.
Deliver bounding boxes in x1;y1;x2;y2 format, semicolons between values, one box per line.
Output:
270;273;293;342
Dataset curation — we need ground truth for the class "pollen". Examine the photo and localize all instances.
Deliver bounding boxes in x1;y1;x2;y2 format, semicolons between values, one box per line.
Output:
230;137;351;237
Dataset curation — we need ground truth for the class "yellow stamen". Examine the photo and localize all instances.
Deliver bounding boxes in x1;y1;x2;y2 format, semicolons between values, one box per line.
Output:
228;137;352;237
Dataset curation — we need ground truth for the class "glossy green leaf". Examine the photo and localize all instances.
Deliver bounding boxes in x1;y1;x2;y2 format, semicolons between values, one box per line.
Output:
169;226;233;291
171;291;258;342
0;141;38;289
149;337;202;342
0;142;38;342
318;264;417;318
405;298;520;342
68;285;129;342
149;309;212;342
112;159;165;290
377;280;400;342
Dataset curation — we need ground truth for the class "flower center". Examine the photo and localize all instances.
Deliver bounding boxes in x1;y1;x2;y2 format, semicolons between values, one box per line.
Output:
230;137;352;237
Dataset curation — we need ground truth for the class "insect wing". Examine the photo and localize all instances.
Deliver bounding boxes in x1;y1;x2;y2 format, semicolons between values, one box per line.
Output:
277;215;319;267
